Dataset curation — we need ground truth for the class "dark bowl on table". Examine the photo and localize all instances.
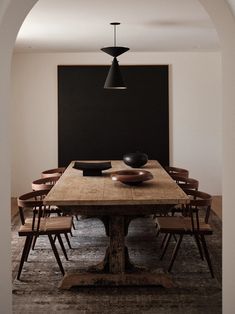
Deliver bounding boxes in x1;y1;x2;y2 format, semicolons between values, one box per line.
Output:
73;161;112;176
123;152;148;168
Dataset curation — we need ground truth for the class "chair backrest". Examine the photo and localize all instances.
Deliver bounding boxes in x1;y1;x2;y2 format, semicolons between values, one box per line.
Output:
171;174;199;191
41;167;66;178
17;190;49;232
165;166;189;178
32;176;60;191
183;189;212;231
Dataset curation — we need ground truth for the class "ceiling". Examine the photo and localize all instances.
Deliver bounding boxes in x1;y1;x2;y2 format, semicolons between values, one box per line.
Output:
15;0;221;53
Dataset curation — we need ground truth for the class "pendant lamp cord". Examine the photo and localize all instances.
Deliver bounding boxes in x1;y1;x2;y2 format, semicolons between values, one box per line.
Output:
114;24;116;47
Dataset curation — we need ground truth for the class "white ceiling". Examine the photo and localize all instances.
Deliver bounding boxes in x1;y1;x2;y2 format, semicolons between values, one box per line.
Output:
15;0;221;53
227;0;235;14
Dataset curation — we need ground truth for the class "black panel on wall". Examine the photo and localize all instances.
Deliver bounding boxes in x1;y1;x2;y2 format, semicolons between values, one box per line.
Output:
58;65;169;167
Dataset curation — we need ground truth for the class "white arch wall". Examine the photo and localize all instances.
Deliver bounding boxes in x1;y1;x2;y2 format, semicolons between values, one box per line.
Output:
0;0;235;312
0;1;38;312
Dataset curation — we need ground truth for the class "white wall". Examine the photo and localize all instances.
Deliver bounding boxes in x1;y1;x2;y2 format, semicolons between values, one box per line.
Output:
11;51;222;196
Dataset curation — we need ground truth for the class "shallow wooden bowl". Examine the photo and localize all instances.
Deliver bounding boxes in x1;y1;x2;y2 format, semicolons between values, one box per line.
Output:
111;169;153;186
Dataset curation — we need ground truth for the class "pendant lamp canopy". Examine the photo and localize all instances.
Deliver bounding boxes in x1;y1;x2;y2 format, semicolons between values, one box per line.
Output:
101;22;129;89
101;46;129;58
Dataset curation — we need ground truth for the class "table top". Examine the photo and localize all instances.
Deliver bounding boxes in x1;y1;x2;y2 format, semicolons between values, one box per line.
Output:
44;160;189;206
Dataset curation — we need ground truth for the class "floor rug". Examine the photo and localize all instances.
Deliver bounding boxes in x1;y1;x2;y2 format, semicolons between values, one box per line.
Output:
12;211;222;314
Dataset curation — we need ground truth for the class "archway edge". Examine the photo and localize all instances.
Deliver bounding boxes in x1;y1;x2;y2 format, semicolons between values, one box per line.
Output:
199;1;235;312
0;0;234;312
0;1;38;313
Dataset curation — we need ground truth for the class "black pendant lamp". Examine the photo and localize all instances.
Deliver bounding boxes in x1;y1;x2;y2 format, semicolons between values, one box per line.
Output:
101;22;129;89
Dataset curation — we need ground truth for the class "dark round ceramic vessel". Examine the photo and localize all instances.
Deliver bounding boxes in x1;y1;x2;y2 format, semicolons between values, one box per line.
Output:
123;152;148;168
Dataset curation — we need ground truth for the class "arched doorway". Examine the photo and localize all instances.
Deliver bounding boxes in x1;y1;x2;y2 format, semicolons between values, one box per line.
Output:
0;0;234;312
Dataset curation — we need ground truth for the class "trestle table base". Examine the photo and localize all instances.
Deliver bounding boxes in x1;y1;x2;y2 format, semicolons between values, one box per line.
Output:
59;271;175;289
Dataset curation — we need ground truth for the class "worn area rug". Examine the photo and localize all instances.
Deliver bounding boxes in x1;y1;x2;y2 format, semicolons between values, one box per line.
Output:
12;211;222;314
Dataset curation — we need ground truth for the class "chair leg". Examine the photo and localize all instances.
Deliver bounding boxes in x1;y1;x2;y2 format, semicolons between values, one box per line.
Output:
172;234;177;242
194;234;204;260
160;233;172;260
53;232;72;249
155;228;160;238
160;233;169;249
25;235;34;262
155;221;160;236
31;235;38;250
64;233;72;249
17;236;32;280
48;234;65;275
57;234;69;260
168;234;183;272
200;234;214;278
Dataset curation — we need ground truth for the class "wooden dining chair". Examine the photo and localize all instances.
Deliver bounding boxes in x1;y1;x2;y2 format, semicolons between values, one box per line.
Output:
171;174;199;191
164;166;189;178
155;175;199;219
32;175;62;216
155;189;214;277
32;175;60;191
41;167;66;178
167;174;199;217
31;176;72;249
41;167;79;223
156;174;199;246
17;190;73;280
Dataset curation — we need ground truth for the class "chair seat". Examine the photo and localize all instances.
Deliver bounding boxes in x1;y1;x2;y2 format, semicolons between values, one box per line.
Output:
18;216;72;236
156;216;213;234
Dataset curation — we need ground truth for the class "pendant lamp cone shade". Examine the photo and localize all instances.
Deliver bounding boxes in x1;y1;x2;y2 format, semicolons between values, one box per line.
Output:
104;57;126;89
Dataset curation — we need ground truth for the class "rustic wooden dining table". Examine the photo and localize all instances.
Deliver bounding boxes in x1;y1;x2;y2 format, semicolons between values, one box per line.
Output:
44;160;189;289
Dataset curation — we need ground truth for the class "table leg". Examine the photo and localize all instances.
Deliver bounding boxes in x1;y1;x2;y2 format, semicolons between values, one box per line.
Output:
59;215;174;289
109;216;125;273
